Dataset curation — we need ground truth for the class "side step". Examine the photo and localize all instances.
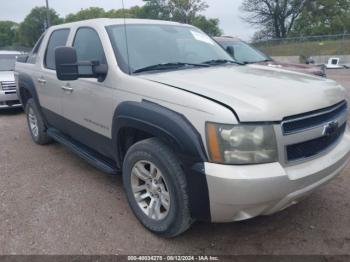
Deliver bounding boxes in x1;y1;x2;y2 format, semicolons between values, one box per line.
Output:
47;128;119;175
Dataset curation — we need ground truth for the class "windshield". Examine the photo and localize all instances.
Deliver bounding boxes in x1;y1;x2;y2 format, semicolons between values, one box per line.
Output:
220;40;270;64
106;24;235;74
0;54;17;71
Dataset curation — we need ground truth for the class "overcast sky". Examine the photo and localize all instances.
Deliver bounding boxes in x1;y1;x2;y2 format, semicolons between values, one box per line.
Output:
0;0;256;40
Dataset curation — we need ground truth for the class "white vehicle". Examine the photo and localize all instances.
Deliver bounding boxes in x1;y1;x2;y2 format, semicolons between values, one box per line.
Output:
0;50;22;108
15;19;350;237
325;57;347;69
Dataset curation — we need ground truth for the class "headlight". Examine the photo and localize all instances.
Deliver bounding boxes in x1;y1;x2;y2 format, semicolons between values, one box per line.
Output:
206;123;277;164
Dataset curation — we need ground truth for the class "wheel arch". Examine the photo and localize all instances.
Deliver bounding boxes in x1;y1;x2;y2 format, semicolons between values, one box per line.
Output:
17;72;49;129
112;100;211;221
17;72;40;108
112;100;208;166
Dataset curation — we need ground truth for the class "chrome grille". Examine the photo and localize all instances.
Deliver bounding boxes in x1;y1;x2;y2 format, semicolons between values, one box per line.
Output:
286;123;346;161
279;101;348;163
282;101;347;135
1;81;16;91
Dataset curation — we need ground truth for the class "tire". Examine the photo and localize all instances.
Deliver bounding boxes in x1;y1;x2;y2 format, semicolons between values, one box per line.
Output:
25;98;52;145
122;138;193;237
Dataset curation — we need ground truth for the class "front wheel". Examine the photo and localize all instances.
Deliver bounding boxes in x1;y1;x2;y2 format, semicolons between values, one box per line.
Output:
122;138;192;237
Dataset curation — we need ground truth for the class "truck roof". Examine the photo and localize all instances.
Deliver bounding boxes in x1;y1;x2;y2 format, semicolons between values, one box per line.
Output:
49;18;186;30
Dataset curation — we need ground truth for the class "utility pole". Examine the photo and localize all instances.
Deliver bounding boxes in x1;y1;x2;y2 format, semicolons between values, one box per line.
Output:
45;0;51;29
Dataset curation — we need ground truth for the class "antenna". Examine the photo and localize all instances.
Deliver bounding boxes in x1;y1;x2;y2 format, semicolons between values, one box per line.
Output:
45;0;51;28
122;0;131;74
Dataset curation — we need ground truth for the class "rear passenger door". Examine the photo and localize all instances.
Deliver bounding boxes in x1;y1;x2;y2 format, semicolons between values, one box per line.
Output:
36;28;70;130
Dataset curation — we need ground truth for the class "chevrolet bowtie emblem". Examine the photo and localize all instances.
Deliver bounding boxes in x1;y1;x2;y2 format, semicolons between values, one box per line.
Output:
323;121;339;136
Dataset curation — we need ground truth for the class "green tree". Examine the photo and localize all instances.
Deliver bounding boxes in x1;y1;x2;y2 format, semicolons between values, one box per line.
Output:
65;7;106;22
169;0;208;23
106;6;144;18
0;21;18;47
9;1;221;49
18;7;62;47
142;0;208;23
140;0;172;20
65;6;143;21
292;0;350;36
192;15;222;36
142;0;221;35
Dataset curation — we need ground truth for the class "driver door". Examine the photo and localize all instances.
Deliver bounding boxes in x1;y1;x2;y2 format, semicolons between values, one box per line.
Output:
61;27;113;154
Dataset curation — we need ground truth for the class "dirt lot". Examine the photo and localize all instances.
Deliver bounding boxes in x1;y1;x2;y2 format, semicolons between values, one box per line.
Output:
0;70;350;255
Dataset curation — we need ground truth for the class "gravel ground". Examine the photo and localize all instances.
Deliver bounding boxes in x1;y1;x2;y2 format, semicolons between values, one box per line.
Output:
0;69;350;255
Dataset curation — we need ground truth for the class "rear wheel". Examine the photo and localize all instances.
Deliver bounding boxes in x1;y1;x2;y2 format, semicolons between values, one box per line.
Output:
25;98;52;145
122;138;192;237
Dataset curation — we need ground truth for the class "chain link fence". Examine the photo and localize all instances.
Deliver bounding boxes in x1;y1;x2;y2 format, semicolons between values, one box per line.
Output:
253;34;350;64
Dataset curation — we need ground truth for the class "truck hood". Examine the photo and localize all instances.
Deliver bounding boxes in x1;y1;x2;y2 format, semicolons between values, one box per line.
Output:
0;71;15;82
139;64;346;122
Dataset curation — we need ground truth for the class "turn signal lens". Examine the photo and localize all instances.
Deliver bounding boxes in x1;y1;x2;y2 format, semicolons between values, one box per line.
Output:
206;123;223;162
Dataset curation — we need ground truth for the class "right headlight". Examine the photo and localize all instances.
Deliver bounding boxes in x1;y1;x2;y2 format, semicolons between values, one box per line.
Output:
206;122;278;165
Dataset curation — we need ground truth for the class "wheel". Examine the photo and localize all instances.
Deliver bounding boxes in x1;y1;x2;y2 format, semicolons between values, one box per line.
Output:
122;138;192;237
25;98;52;145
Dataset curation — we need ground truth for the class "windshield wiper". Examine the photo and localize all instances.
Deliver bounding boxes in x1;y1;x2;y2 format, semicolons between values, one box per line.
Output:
259;59;273;63
202;59;241;66
242;59;274;65
133;62;209;74
241;61;256;65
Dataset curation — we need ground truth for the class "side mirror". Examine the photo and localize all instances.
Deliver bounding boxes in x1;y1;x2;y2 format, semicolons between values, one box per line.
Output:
55;47;79;81
92;62;108;82
55;46;108;82
226;46;235;58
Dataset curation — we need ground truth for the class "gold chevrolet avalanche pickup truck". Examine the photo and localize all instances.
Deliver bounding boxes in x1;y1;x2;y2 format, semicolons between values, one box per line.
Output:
15;19;350;237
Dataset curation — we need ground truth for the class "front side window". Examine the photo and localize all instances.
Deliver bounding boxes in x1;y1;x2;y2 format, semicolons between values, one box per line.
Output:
73;27;106;75
73;28;106;63
220;41;270;64
0;54;18;71
45;29;70;70
106;24;234;74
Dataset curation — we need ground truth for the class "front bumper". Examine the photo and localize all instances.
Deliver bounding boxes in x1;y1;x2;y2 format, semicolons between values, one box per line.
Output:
205;129;350;222
0;90;21;108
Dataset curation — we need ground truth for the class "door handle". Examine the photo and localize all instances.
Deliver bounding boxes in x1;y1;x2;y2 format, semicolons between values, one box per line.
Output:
61;84;74;92
37;78;46;84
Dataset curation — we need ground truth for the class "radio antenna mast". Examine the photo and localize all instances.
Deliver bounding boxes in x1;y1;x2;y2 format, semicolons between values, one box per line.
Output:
122;0;131;74
45;0;51;28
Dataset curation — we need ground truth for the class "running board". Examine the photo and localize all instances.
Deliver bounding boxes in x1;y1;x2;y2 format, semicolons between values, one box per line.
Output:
47;128;119;175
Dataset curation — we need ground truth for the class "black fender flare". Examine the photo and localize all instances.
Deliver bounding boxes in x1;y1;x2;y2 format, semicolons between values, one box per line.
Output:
112;100;211;221
17;72;40;107
112;100;208;164
17;71;48;126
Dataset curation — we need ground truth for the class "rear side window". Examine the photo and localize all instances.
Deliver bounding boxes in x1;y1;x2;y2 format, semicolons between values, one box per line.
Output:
45;29;70;70
27;34;45;64
73;27;106;64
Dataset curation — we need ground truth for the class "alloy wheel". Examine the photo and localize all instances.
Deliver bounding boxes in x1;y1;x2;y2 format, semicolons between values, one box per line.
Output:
28;107;39;138
130;160;171;221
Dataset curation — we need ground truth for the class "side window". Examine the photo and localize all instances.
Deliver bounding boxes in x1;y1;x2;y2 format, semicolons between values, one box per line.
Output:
45;29;70;70
73;28;106;64
27;34;45;64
